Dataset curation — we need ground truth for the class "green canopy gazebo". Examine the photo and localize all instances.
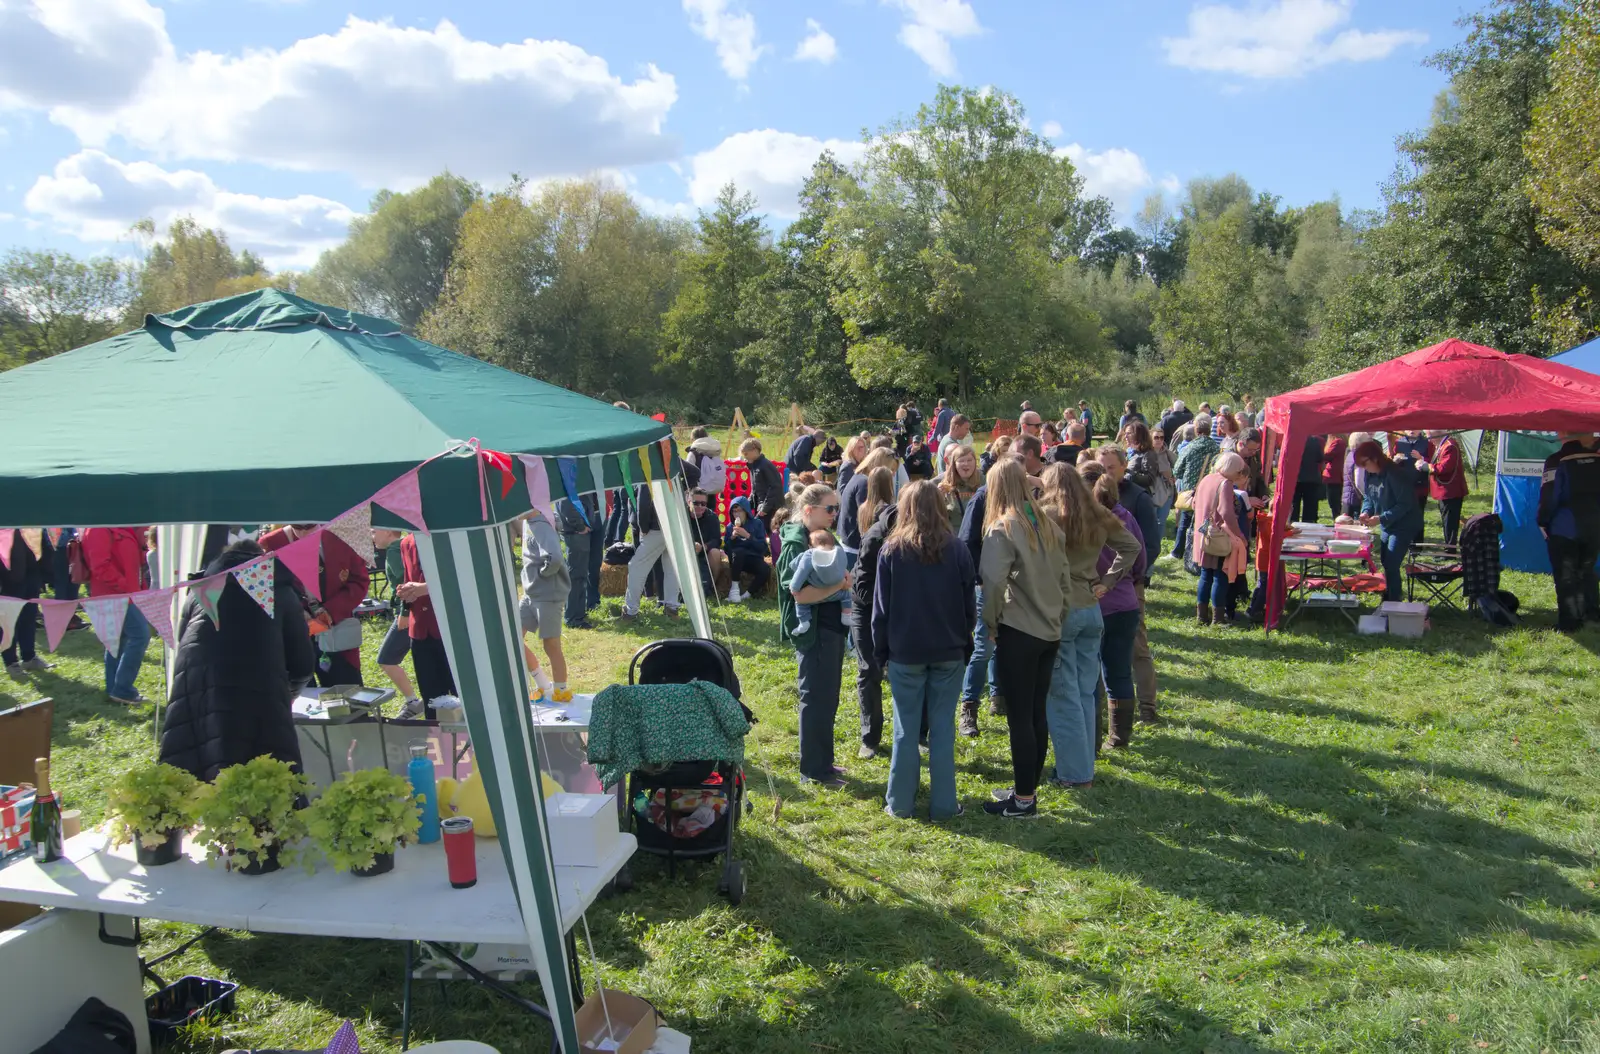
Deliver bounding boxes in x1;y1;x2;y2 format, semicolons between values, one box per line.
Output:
0;289;715;1052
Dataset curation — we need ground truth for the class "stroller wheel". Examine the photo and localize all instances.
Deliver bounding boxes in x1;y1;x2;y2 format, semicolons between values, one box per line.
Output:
721;860;746;906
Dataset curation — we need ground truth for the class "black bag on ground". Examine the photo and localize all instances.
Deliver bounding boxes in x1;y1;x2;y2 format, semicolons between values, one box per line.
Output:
29;998;137;1054
604;543;635;566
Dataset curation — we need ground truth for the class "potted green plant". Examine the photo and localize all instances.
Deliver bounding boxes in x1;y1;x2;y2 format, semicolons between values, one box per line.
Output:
106;763;201;866
192;756;310;874
304;768;421;876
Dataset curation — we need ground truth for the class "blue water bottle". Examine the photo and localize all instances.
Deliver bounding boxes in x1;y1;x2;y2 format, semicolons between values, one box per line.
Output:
408;742;440;844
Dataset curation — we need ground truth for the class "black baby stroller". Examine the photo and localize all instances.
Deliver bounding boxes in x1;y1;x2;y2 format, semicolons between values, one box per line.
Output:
612;638;752;905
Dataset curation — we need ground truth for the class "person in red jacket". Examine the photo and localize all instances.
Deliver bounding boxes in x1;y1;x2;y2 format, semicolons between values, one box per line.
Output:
81;526;152;704
258;525;370;688
1417;430;1470;545
395;533;456;718
1321;434;1347;522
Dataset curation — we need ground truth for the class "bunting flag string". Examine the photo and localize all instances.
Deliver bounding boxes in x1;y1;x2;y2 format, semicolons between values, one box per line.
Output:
40;599;79;652
373;469;428;533
0;598;25;652
327;504;376;566
0;529;12;569
132;590;177;650
275;531;323;600
519;454;552;519
231;557;276;618
192;579;225;628
82;596;130;657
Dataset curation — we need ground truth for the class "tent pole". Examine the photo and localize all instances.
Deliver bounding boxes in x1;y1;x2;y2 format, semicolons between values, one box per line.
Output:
652;477;712;640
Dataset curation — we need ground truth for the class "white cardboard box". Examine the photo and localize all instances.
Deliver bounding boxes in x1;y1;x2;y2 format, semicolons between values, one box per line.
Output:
1378;601;1428;638
544;792;619;865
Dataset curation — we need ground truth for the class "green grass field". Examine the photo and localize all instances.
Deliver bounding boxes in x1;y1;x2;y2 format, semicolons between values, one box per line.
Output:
5;496;1600;1053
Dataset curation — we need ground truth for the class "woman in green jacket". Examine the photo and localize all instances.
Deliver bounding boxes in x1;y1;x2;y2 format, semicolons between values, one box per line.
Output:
778;482;852;788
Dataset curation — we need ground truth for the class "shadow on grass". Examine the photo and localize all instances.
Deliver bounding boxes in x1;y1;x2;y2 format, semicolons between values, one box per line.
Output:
1153;665;1402;728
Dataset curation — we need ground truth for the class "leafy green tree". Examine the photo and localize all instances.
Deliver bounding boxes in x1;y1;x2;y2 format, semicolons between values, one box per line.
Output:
0;249;131;368
1525;0;1600;339
1156;207;1296;398
128;218;270;318
1315;0;1597;372
658;184;773;412
825;85;1108;400
422;178;687;397
1284;200;1358;344
302;174;479;329
1064;256;1158;360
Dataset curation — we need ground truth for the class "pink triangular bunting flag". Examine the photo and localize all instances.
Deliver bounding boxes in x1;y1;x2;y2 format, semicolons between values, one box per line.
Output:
40;599;79;652
373;470;427;533
276;532;323;600
328;505;375;566
46;527;64;549
519;454;552;516
0;529;13;570
231;557;276;618
81;596;129;657
19;529;42;561
0;598;25;652
132;589;177;649
191;577;225;628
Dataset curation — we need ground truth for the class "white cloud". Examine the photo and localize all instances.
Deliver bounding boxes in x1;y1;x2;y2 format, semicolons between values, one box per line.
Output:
1055;143;1176;215
688;129;866;217
1040;120;1063;139
794;19;838;64
886;0;981;77
24;150;359;268
6;5;679;189
0;0;173;112
1163;0;1426;79
683;0;766;81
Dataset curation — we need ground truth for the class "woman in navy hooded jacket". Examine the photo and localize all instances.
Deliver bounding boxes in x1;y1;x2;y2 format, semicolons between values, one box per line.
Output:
723;497;770;601
1353;439;1424;600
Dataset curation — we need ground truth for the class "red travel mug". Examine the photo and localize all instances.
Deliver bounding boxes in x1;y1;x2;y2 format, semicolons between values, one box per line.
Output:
441;817;477;888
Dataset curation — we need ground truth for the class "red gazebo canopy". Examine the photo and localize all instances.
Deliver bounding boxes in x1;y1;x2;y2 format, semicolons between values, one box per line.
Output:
1261;339;1600;627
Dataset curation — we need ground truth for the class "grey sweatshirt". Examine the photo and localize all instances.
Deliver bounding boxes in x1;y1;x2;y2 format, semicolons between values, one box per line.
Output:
521;516;572;603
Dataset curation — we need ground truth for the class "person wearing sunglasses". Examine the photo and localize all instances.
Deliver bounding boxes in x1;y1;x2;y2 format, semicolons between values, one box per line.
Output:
777;483;853;788
685;488;730;600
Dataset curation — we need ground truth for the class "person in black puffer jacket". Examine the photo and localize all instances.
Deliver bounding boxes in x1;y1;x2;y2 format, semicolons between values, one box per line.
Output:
160;540;316;781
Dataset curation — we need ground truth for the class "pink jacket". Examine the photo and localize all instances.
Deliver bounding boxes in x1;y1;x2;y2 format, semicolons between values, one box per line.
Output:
1192;472;1249;578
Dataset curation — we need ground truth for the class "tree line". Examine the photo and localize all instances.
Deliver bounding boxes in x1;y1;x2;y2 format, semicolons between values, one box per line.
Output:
4;0;1596;420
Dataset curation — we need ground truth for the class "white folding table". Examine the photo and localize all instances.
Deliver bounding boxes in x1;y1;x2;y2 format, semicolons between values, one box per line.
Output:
0;830;634;1050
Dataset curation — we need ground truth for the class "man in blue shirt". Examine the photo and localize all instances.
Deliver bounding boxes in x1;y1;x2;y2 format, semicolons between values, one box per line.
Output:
1539;433;1600;632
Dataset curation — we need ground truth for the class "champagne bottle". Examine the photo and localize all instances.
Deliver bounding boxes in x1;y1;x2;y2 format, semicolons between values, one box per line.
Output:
32;757;62;863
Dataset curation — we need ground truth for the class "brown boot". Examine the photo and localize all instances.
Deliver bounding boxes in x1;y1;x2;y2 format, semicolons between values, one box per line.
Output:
1138;701;1160;725
1103;698;1135;750
988;695;1007;718
1196;603;1211;626
958;699;979;738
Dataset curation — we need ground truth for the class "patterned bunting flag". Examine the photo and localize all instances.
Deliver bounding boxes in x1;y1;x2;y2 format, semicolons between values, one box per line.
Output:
132;590;177;649
19;529;42;560
518;454;552;518
638;445;653;484
373;469;428;533
191;577;225;628
556;457;583;515
328;504;376;566
276;531;323;600
0;598;25;653
0;529;13;569
323;1020;361;1054
81;596;129;657
231;557;276;618
40;599;79;652
46;528;64;549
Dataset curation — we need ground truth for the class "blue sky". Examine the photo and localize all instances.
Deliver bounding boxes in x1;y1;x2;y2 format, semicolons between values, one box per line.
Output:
0;0;1473;270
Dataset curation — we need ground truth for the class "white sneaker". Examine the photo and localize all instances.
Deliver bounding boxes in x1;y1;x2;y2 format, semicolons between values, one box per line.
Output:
727;585;744;603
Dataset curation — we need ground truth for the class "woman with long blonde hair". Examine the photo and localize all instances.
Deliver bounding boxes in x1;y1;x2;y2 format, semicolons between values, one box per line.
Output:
777;481;851;787
873;481;975;819
839;446;900;561
938;445;984;531
836;435;870;492
1039;464;1142;787
979;458;1070;819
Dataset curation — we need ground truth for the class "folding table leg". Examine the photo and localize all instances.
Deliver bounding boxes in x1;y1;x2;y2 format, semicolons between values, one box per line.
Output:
401;940;414;1051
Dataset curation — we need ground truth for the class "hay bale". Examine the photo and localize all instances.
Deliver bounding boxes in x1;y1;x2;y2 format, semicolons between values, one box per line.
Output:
600;562;629;597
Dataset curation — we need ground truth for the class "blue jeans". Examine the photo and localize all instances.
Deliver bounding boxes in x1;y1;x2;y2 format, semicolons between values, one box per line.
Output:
104;606;152;700
562;530;602;625
1172;509;1193;558
960;586;1000;703
884;660;962;818
1196;566;1230;609
1380;526;1418;601
1046;606;1104;784
1153;497;1175;552
1100;608;1139;700
603;491;631;548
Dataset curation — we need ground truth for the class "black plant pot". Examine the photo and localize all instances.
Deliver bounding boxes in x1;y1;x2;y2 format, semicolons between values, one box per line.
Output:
236;844;281;875
353;851;394;877
136;828;183;867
